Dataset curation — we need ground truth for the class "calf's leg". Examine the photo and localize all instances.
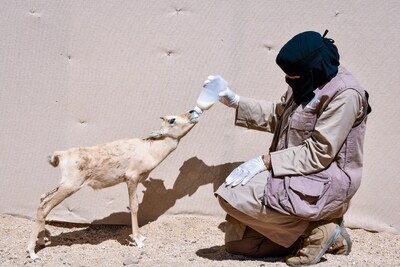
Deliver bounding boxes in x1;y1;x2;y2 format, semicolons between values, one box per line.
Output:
127;179;146;247
27;183;81;260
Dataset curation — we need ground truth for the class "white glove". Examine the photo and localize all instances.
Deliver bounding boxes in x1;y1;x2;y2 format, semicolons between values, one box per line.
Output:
203;75;240;108
219;88;240;108
225;156;267;186
203;75;228;91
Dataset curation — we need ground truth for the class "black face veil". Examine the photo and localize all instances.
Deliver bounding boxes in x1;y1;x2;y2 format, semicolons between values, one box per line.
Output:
276;30;340;105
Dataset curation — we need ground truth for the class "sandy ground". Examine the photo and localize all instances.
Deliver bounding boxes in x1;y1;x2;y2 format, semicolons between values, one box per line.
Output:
1;214;399;267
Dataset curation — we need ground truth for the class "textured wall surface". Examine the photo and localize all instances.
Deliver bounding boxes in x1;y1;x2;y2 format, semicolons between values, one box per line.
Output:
1;1;399;234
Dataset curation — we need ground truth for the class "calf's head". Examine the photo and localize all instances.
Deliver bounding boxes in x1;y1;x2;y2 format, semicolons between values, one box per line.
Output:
149;109;199;140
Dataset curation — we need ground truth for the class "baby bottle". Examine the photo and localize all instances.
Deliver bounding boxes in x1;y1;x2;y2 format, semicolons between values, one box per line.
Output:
195;75;228;111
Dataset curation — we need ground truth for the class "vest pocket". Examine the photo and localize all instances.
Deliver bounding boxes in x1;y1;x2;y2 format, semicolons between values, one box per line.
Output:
282;174;332;219
289;176;327;199
288;112;317;147
265;162;351;220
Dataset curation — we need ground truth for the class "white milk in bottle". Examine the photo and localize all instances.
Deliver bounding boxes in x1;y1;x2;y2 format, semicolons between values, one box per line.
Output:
196;75;228;110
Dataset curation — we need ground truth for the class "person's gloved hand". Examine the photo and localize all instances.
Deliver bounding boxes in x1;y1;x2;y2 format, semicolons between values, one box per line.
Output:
219;87;240;108
203;75;240;108
225;156;267;186
203;75;228;91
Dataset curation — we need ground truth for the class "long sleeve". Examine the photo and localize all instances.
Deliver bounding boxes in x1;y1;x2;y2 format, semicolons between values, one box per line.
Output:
234;96;286;133
270;89;364;176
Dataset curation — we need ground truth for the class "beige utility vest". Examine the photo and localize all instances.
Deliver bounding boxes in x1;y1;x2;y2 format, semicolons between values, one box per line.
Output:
265;67;369;220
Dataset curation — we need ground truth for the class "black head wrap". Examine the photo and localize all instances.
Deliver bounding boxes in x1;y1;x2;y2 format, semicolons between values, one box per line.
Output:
276;30;340;105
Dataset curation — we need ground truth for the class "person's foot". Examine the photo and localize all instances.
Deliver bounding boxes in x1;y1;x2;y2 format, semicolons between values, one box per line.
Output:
285;222;340;266
326;222;352;255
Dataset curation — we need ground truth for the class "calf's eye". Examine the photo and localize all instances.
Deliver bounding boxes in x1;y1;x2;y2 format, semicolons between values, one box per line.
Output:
168;118;176;124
